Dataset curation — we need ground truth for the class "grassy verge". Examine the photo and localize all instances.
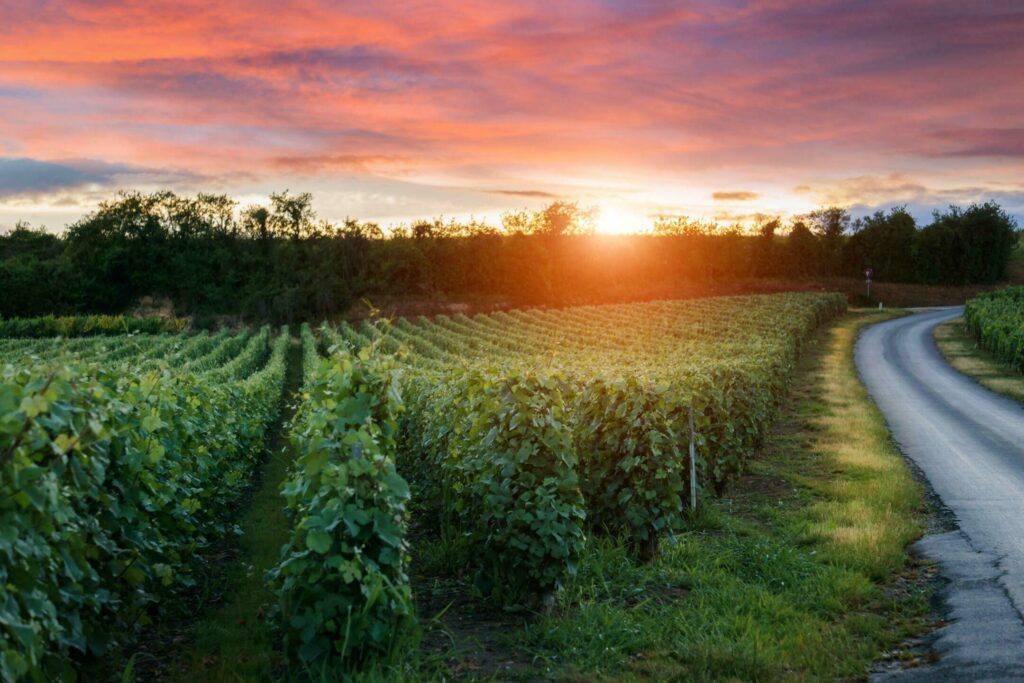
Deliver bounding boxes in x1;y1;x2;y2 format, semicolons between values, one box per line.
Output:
161;339;303;682
469;310;932;680
933;317;1024;404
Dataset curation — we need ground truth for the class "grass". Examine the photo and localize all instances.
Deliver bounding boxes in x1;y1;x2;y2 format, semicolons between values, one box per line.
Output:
803;312;923;579
481;310;934;680
933;317;1024;404
161;339;304;682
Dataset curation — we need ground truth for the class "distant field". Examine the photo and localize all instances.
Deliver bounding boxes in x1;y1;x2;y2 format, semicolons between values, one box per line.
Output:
345;274;1020;324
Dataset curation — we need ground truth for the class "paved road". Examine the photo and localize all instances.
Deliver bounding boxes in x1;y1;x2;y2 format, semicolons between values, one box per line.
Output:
857;307;1024;680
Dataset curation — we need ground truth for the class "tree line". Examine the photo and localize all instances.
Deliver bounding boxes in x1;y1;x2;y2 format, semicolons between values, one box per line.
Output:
0;191;1018;322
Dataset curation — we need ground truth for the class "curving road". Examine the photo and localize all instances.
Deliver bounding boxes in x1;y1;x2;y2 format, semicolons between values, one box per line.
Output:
857;307;1024;680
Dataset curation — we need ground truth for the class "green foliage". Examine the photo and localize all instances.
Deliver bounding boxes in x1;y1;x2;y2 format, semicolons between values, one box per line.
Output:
914;202;1019;285
299;323;322;384
0;330;288;681
575;376;685;543
268;336;415;677
369;293;846;602
402;369;587;601
0;226;67;319
652;215;718;236
182;328;253;373
204;326;272;382
845;207;917;281
500;200;597;236
0;292;850;678
500;311;926;681
3;192;1017;322
965;286;1024;371
0;315;186;339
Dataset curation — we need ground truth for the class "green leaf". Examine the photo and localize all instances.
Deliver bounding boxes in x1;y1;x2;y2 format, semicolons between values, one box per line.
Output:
306;530;332;554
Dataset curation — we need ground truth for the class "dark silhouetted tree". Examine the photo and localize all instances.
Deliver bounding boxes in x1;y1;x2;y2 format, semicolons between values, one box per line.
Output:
786;220;819;277
845;207;916;281
804;206;849;275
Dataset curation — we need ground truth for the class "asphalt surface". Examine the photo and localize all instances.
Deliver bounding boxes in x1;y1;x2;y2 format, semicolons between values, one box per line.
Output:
857;307;1024;680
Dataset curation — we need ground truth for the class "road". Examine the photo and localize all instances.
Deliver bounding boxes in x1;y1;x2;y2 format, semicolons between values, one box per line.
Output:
857;307;1024;680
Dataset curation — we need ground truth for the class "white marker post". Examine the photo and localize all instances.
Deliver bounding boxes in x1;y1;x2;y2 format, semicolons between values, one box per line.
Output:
864;267;873;300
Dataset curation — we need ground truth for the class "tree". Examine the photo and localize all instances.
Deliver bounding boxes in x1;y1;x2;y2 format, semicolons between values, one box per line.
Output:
0;223;67;317
62;191;173;311
3;190;1017;322
803;206;849;275
500;209;533;235
844;207;916;281
921;202;1019;284
538;201;596;236
241;205;271;240
501;201;597;236
913;220;958;284
270;191;316;239
652;215;717;236
753;215;781;277
786;220;818;277
805;206;850;240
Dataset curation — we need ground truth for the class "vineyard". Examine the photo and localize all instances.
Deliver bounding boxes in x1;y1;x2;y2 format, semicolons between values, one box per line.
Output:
964;286;1024;371
279;291;846;676
0;327;289;681
0;291;845;680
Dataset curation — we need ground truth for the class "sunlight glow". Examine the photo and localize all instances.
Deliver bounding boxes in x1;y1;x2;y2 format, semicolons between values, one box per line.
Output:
595;202;649;235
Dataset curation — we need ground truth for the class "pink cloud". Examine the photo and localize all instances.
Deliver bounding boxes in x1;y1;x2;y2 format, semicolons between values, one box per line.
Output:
0;0;1022;225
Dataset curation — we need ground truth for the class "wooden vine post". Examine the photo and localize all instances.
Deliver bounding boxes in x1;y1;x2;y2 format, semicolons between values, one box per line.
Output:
689;406;697;512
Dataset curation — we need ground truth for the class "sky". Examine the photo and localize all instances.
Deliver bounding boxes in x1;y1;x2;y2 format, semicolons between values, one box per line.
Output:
1;0;1022;234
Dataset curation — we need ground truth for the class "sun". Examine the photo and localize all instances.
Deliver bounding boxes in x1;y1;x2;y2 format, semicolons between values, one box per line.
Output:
594;202;648;234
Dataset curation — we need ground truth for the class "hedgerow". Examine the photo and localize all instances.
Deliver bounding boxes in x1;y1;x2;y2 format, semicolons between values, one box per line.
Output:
0;315;186;339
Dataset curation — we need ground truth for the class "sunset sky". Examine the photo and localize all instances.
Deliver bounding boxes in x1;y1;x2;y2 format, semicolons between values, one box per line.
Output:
1;1;1022;233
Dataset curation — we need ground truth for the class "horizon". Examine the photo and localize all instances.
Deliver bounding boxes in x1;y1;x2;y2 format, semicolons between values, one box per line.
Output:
0;185;1011;238
2;2;1023;233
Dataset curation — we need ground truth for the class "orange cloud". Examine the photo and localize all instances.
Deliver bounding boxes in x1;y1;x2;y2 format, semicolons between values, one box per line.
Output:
712;191;760;202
